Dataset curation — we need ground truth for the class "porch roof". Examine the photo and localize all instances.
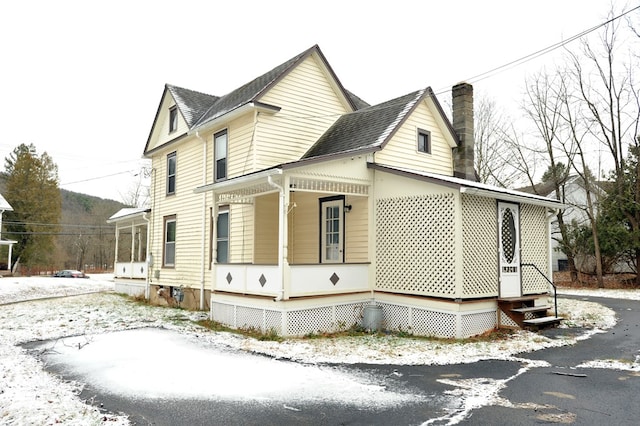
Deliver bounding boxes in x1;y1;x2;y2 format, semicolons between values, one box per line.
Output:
107;208;151;225
194;166;369;204
369;163;565;209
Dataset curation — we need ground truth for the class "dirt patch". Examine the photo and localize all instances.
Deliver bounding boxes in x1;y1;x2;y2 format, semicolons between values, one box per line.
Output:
554;271;638;289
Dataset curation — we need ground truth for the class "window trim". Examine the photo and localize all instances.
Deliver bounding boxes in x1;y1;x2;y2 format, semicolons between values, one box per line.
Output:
163;215;176;268
169;106;178;133
166;151;176;195
318;195;345;264
215;206;229;264
417;128;431;154
214;129;228;182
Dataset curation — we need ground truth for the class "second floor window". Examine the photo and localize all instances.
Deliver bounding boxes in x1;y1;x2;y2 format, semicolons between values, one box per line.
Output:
169;106;178;133
215;129;227;181
167;152;176;195
418;129;431;154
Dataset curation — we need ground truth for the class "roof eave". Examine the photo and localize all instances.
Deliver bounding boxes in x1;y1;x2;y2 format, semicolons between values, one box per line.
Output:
189;102;281;136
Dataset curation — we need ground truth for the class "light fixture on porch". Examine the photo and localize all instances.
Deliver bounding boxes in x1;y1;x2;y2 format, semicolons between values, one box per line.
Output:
344;204;352;212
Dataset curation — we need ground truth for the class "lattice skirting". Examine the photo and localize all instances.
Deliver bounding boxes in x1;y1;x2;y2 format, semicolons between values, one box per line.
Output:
211;297;498;339
114;281;145;297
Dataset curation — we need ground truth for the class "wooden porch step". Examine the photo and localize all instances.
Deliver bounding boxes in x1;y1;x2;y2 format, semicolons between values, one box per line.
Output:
523;316;563;326
511;305;550;314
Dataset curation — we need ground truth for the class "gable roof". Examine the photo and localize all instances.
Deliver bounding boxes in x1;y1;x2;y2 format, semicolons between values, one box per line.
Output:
0;193;13;211
302;87;454;160
192;44;359;131
166;85;219;128
144;45;367;157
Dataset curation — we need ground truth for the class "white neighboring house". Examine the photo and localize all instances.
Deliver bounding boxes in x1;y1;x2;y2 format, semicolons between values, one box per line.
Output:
520;175;605;272
0;193;17;275
107;207;151;297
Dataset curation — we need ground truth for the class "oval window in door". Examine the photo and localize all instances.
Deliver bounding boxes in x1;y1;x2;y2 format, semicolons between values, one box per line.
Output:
502;208;516;263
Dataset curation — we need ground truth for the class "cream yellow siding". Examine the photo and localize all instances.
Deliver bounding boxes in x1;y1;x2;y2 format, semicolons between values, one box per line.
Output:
253;193;279;264
288;192;318;264
147;135;211;291
375;101;454;175
228;204;254;263
255;55;349;169
146;92;189;153
344;195;368;263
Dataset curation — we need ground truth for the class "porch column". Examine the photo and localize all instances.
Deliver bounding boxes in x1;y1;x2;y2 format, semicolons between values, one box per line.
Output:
211;197;219;292
130;222;135;263
113;226;120;274
137;225;143;262
282;175;291;300
7;244;12;271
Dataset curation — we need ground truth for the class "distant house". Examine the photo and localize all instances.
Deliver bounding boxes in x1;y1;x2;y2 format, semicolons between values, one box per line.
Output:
0;193;16;275
519;175;605;272
140;45;562;338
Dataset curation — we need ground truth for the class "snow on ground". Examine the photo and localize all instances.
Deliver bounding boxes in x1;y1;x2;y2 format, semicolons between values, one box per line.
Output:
0;275;633;425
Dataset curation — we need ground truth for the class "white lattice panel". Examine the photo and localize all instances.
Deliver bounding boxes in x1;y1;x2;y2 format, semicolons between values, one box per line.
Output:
411;308;457;338
286;306;334;335
375;194;456;296
211;299;502;338
236;306;265;330
520;204;549;294
500;311;519;328
461;195;499;297
211;302;235;325
460;311;498;337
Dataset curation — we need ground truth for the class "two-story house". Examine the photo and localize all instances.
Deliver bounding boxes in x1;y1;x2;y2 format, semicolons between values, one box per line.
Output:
141;45;563;338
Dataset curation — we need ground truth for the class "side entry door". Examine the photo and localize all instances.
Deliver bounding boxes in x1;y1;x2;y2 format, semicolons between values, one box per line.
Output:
498;202;521;298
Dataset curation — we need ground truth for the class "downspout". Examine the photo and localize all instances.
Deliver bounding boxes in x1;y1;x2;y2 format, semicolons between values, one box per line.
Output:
267;175;285;302
196;131;207;310
143;212;151;300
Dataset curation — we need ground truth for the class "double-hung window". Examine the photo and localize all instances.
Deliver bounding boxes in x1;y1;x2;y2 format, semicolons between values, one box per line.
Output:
216;208;229;263
169;106;178;133
164;216;176;267
167;152;176;195
417;129;431;154
214;130;227;181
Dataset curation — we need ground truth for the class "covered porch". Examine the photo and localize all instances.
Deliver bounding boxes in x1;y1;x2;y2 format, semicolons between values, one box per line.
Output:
196;167;373;301
107;207;151;297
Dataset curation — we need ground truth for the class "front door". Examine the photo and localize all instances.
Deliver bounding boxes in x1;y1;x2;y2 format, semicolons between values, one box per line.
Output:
498;202;521;298
321;198;344;263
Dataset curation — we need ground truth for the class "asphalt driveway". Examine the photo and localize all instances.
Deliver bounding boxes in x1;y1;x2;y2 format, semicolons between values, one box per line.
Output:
27;295;640;425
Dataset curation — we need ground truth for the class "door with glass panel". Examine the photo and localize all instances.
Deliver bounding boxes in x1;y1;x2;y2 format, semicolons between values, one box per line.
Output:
321;198;344;263
498;202;521;298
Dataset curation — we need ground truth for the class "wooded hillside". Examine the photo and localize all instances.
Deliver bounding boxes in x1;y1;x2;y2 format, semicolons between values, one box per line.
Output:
0;173;127;273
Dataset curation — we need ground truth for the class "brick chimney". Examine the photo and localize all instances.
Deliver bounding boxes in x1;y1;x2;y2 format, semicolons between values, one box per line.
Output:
452;82;476;181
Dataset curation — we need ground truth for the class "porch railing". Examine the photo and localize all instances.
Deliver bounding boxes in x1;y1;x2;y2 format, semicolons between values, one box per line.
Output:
521;263;558;318
214;263;370;297
114;261;148;279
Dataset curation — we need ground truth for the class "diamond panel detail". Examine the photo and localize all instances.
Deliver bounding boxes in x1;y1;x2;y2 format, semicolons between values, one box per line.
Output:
259;274;267;287
226;272;233;284
329;272;340;286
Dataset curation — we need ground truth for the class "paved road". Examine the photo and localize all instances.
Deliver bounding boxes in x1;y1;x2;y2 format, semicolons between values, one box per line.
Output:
30;295;640;425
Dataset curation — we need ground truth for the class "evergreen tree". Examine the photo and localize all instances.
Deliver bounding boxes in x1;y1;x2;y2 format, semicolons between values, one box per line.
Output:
4;143;61;272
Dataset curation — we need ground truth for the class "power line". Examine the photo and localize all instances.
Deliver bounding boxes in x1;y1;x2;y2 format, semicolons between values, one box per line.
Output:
434;4;640;95
4;221;115;229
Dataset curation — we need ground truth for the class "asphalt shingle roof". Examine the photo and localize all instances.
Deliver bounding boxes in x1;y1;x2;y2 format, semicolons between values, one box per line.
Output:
192;47;315;129
302;89;427;159
166;85;219;128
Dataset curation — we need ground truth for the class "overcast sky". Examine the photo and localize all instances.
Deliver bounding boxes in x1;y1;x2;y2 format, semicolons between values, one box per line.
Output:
0;0;630;204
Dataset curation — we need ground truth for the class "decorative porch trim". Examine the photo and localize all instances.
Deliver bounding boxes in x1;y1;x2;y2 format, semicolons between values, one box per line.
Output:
289;177;369;196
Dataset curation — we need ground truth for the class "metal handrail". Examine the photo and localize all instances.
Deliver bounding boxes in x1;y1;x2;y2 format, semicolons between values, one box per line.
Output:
520;263;558;318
